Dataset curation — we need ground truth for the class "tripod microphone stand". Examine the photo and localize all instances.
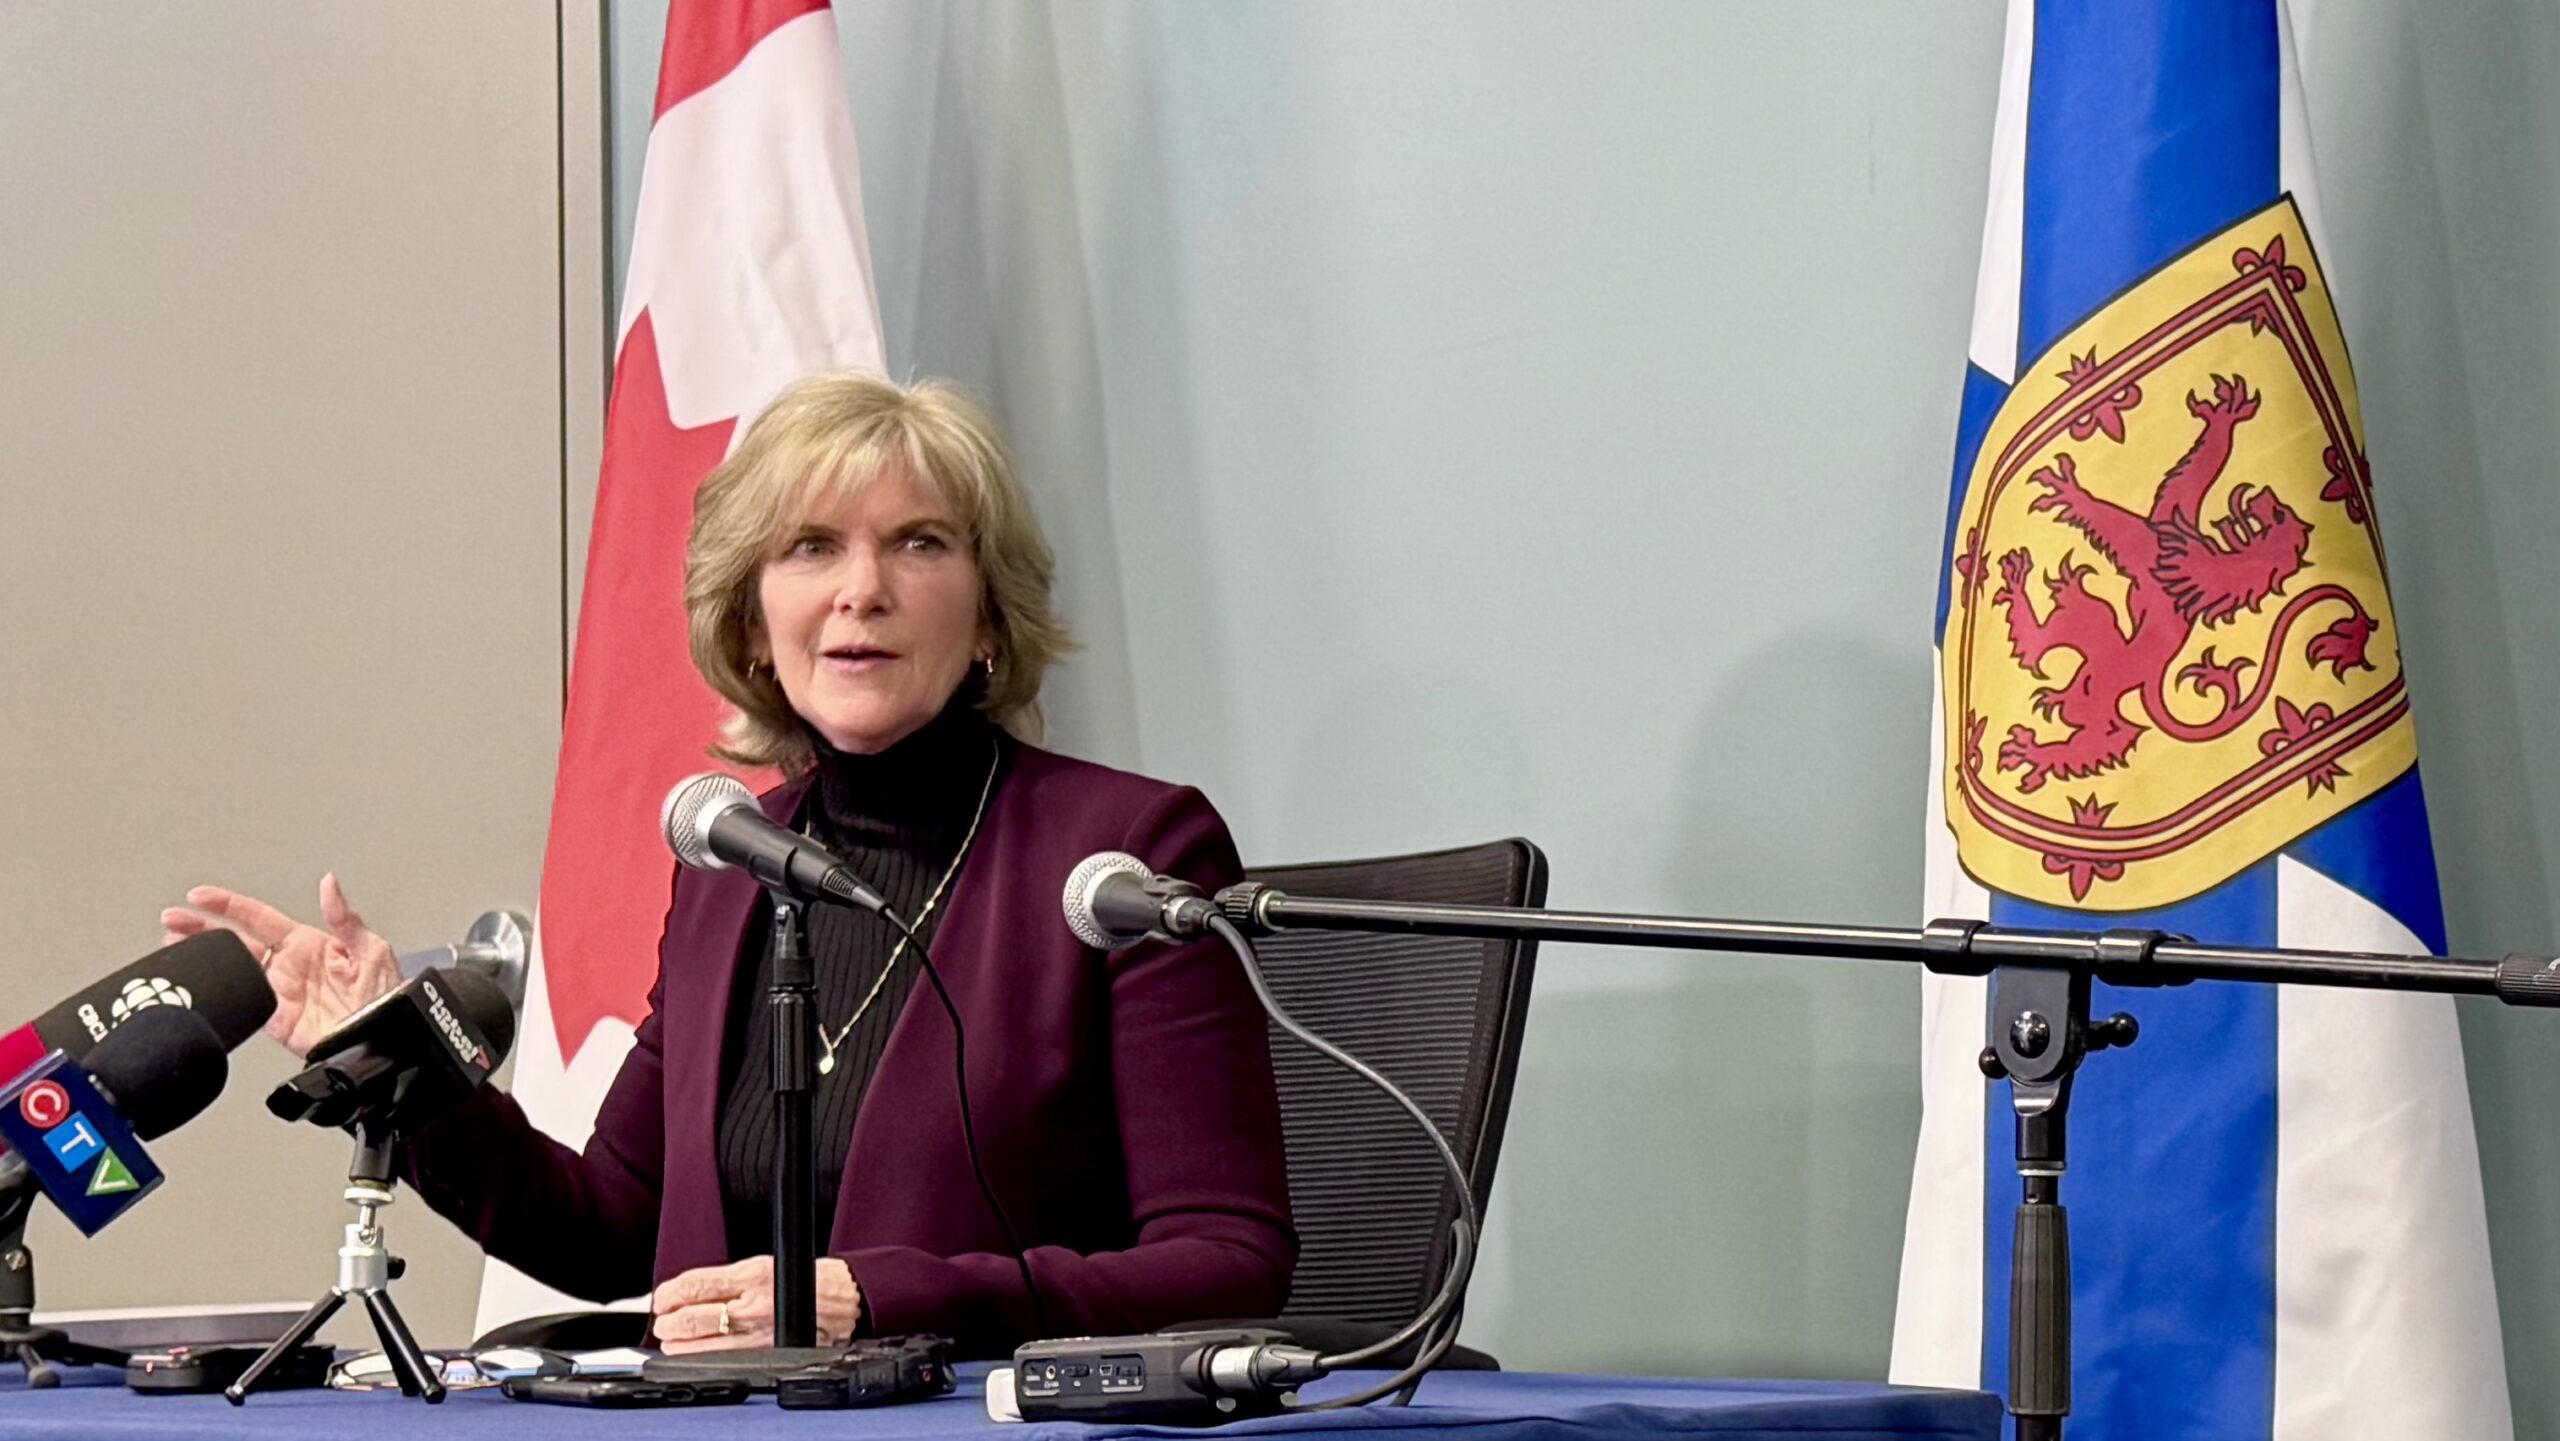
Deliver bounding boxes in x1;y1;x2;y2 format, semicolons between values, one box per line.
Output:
1213;880;2560;1440
226;1121;439;1404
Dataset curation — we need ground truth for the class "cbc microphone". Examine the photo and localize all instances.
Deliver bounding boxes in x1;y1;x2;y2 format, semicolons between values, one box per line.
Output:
1062;852;1219;950
0;1006;228;1235
0;931;275;1086
661;772;893;915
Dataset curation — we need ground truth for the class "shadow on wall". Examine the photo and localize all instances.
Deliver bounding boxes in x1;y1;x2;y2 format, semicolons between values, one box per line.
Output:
1472;629;1930;1378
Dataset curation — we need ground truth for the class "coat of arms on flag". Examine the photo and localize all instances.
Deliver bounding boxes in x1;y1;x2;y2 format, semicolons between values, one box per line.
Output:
1895;5;2510;1437
1942;197;2412;909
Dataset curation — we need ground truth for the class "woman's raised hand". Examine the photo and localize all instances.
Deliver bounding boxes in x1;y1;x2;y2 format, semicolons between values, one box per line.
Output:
160;873;402;1058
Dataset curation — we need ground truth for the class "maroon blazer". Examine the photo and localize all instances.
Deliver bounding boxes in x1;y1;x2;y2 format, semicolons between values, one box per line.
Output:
404;745;1296;1355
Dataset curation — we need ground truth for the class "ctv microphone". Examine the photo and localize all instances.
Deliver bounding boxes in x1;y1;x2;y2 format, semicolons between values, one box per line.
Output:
661;772;893;915
1061;852;1219;950
0;1007;228;1235
266;967;515;1133
0;931;274;1086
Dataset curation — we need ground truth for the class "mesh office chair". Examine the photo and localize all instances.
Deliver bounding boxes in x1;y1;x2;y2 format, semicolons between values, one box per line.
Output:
1242;838;1546;1369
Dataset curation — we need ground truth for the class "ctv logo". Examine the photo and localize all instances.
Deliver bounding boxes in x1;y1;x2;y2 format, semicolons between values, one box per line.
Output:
0;1054;160;1234
14;1079;141;1199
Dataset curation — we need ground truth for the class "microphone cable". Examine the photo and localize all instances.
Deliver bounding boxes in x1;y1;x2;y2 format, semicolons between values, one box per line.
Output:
1202;912;1480;1409
872;908;1051;1338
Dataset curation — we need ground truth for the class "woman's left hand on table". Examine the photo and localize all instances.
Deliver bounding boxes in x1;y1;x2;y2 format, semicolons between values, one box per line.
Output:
650;1255;862;1353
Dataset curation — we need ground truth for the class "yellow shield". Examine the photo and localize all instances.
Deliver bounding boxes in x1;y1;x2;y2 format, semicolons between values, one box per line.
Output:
1942;195;2411;910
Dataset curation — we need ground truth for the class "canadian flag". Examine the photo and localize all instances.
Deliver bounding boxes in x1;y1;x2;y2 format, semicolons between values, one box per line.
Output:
478;0;885;1333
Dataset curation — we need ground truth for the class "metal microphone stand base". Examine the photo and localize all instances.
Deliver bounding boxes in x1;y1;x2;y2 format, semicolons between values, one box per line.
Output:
0;1202;125;1387
227;1131;442;1404
643;1344;841;1391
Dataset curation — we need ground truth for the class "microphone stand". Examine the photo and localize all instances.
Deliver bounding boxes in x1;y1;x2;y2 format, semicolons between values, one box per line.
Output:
1214;881;2560;1441
770;898;820;1350
0;1186;125;1387
646;895;839;1388
227;1120;438;1404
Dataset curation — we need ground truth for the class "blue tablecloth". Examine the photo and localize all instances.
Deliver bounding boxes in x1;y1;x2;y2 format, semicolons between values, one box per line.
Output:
0;1362;1998;1440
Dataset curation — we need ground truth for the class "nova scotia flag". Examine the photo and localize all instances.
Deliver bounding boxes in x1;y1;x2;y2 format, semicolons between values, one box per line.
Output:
1891;3;2511;1437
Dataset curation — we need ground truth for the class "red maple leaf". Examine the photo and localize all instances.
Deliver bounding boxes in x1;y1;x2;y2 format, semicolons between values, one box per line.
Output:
538;311;745;1061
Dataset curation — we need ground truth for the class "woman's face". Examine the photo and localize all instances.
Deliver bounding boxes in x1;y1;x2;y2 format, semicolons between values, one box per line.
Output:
756;464;989;755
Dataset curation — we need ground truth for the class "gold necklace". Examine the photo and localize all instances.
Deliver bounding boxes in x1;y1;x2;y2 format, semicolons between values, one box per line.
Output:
812;738;1001;1078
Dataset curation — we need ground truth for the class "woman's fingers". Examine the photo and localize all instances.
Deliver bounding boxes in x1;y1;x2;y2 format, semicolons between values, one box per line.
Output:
651;1297;775;1351
816;1258;862;1346
650;1263;728;1312
318;873;401;974
319;873;365;946
650;1257;782;1353
158;908;214;942
656;1317;771;1353
650;1256;770;1312
181;887;301;953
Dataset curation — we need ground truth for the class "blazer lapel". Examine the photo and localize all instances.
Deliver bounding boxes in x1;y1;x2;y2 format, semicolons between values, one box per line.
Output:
832;752;1032;1250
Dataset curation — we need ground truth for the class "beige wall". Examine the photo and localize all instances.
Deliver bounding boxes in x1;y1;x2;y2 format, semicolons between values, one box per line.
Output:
0;3;607;1348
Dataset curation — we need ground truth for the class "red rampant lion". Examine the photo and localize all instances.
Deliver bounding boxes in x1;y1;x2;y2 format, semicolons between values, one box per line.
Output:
1987;373;2380;794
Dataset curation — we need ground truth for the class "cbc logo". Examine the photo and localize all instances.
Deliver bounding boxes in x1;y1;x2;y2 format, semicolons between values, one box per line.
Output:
107;977;192;1026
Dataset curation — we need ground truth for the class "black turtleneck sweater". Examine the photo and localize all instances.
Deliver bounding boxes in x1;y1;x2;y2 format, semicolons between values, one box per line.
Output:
714;697;1011;1265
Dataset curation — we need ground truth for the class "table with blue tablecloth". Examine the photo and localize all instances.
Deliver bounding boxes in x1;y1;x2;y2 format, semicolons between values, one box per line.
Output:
0;1362;1997;1440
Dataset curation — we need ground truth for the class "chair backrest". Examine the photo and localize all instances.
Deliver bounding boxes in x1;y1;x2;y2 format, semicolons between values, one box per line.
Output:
1244;838;1546;1328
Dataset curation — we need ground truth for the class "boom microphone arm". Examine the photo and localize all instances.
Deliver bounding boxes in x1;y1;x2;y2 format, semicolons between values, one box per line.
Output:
1212;879;2560;1440
1211;882;2560;1004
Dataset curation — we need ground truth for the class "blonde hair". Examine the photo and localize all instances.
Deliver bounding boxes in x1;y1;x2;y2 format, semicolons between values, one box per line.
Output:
685;372;1071;773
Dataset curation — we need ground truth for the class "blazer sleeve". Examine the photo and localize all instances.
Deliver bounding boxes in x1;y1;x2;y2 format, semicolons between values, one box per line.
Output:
398;966;670;1304
842;784;1297;1353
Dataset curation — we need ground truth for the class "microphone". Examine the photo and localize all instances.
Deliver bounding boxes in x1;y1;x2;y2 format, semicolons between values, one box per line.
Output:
265;967;515;1133
661;772;893;915
1061;852;1219;951
0;931;275;1086
0;1007;228;1235
395;909;530;1009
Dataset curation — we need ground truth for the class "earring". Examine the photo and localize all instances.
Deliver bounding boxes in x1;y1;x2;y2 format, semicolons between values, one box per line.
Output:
980;654;999;681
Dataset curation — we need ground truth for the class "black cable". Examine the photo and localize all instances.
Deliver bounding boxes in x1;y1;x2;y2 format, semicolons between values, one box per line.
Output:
876;908;1050;1338
1391;1302;1463;1407
1299;1220;1472;1410
1203;914;1481;1402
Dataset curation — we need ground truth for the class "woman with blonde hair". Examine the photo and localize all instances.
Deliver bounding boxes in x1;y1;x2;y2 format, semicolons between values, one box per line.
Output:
163;373;1293;1359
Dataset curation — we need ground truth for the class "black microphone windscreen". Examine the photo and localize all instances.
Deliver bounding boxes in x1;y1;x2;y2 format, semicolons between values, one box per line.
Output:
79;1005;228;1141
31;931;276;1058
436;965;517;1067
